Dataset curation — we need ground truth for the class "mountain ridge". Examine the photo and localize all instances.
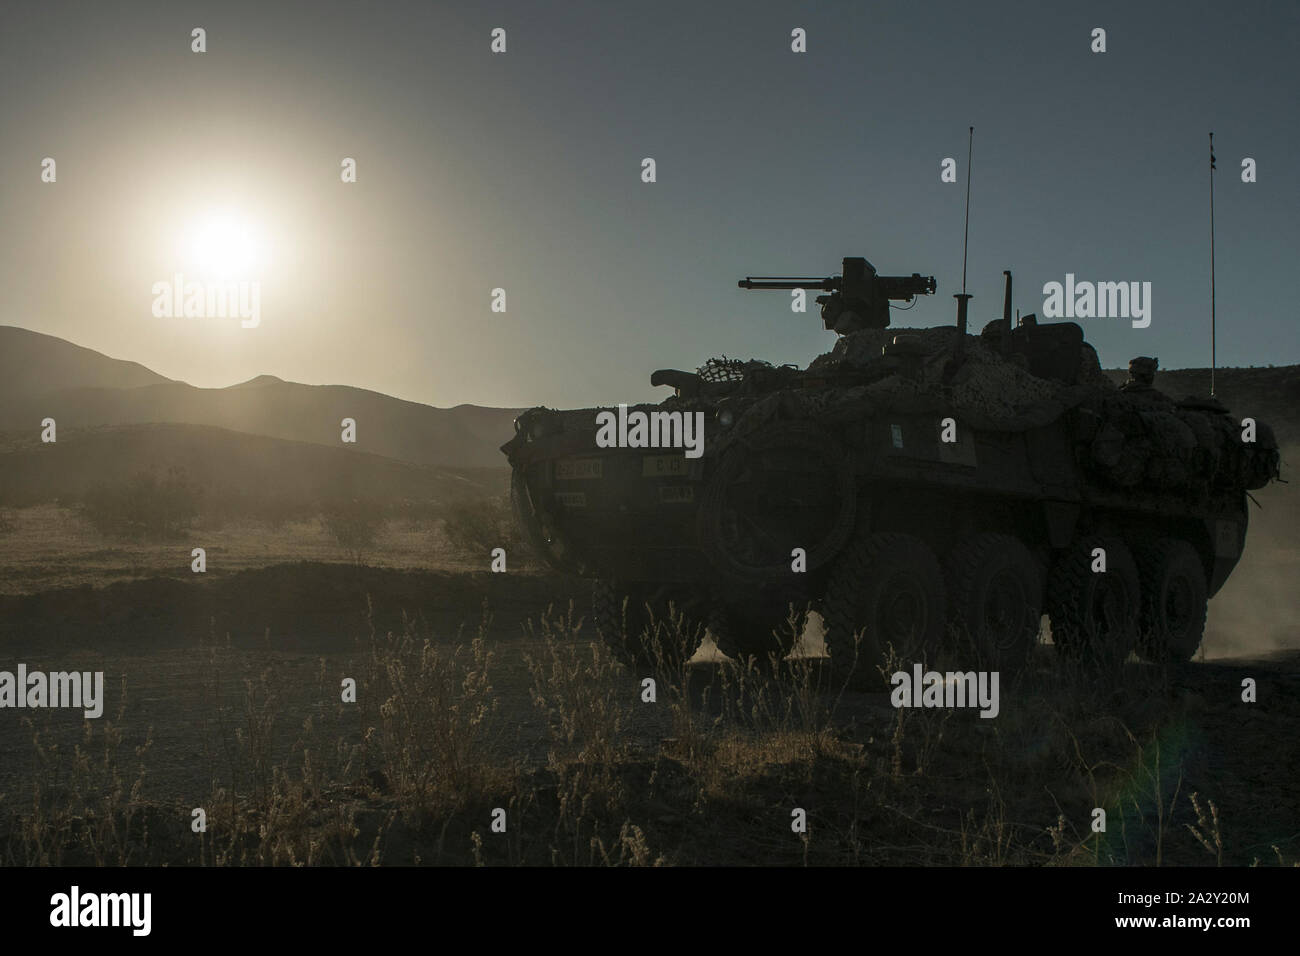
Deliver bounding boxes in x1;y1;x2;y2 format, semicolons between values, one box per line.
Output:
0;326;523;469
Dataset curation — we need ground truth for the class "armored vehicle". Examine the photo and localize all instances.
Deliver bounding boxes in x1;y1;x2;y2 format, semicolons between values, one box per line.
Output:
501;258;1280;681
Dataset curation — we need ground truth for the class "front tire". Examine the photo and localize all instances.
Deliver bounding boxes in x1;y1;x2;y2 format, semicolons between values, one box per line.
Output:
590;579;705;670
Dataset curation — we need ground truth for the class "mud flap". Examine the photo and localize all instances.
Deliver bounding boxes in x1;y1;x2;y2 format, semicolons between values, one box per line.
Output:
1205;516;1244;598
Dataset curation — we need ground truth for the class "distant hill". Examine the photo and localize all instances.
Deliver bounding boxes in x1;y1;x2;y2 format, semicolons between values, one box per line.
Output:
0;422;507;509
0;327;523;469
0;326;173;396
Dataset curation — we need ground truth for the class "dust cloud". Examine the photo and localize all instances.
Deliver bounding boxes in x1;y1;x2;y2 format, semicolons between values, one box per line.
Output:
1204;444;1300;659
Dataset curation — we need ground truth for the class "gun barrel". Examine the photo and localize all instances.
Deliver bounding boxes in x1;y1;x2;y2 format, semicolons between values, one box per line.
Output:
738;276;837;291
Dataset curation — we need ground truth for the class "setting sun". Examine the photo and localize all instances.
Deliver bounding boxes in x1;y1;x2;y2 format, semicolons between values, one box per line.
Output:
182;210;265;278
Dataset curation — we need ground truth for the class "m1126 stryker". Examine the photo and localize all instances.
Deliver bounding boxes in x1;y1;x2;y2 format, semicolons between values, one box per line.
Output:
500;258;1280;681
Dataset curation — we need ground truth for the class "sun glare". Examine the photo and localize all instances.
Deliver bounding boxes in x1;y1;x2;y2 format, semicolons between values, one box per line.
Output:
183;211;265;278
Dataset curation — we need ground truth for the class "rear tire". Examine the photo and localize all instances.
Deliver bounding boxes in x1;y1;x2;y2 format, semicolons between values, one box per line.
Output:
1134;539;1207;663
944;533;1043;672
1047;536;1140;667
822;533;947;689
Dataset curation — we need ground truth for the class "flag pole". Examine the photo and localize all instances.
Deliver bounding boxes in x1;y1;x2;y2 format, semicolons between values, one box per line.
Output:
1209;132;1216;397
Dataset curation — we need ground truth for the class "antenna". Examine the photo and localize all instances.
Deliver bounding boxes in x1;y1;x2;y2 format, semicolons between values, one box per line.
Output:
953;127;975;348
1209;132;1217;397
961;126;974;295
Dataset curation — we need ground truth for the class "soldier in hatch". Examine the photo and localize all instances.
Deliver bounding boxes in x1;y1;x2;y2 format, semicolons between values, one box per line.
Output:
1120;355;1173;403
1121;356;1158;390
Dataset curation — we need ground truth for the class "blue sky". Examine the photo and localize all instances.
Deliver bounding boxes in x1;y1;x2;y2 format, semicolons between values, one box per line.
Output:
2;0;1296;408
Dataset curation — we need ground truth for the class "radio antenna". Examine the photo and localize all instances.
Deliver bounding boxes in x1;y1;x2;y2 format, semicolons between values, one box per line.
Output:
1209;132;1217;397
952;127;975;351
961;126;973;295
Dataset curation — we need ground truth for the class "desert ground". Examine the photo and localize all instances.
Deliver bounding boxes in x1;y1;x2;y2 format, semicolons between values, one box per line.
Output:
1;477;1296;866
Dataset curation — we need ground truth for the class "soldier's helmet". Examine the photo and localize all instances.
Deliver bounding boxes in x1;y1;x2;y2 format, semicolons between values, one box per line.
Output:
1126;355;1158;387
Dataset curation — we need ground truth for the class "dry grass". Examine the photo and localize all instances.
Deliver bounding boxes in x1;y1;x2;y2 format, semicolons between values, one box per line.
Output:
0;587;1293;867
0;504;538;595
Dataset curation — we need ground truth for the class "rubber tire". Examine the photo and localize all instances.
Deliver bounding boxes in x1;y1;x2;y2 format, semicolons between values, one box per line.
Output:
1047;536;1141;667
511;466;573;574
697;423;855;585
1134;538;1208;663
822;533;947;688
590;579;704;670
944;533;1043;672
710;597;807;665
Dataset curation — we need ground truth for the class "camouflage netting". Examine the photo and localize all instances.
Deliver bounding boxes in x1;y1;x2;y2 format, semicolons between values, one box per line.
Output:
803;326;1108;432
1082;392;1279;492
722;326;1277;491
808;326;955;370
697;356;802;392
697;357;750;384
525;323;1278;495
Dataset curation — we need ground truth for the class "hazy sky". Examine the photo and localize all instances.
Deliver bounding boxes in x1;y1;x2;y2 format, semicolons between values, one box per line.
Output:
2;0;1296;409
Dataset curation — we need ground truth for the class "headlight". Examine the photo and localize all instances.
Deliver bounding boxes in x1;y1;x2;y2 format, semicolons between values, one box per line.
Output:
718;408;734;428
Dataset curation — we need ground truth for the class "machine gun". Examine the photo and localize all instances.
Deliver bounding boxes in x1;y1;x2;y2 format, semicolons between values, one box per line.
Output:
738;257;936;333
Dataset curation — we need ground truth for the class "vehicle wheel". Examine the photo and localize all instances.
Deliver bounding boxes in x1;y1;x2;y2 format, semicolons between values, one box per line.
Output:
697;423;855;584
822;533;947;688
511;466;573;573
1134;539;1207;663
944;533;1043;672
710;595;808;665
590;579;705;670
1046;536;1140;666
